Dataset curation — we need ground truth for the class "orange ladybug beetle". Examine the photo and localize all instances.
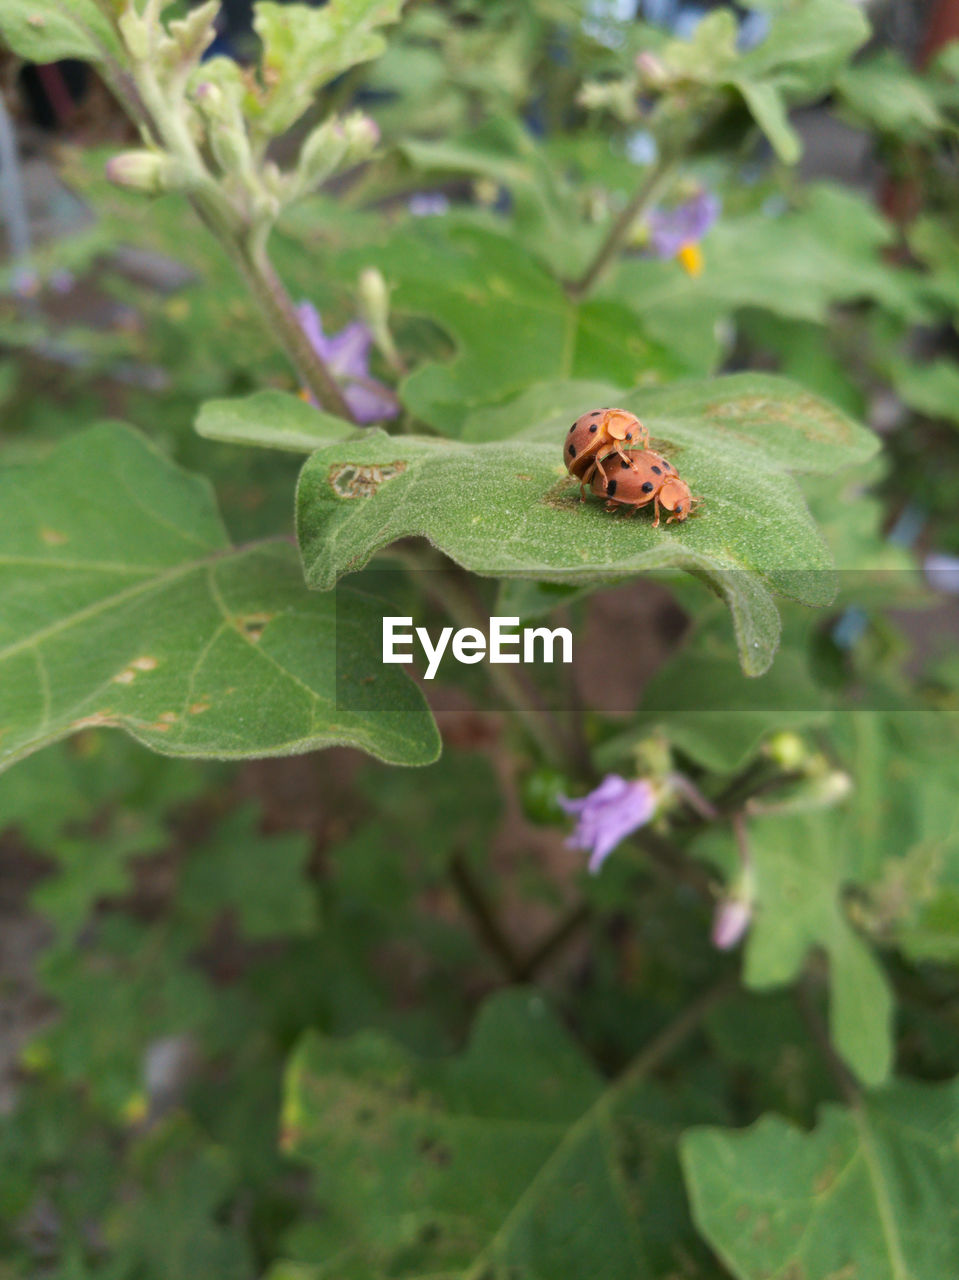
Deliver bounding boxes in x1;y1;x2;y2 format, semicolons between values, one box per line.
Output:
591;447;700;526
565;407;649;498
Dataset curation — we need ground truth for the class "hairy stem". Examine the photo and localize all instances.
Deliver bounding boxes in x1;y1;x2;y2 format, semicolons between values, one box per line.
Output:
567;154;676;299
450;852;526;981
111;25;356;420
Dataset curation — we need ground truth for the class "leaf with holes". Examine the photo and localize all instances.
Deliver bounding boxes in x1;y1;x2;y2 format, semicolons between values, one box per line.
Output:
681;1076;959;1280
326;221;686;434
281;988;721;1278
0;423;439;772
295;373;878;676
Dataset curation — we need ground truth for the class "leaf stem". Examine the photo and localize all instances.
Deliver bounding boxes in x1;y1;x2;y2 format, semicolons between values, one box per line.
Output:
450;851;526;981
796;977;861;1107
566;154;676;300
108;17;357;421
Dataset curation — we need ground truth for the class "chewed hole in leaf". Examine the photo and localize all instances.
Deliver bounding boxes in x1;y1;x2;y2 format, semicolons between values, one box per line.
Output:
238;613;273;642
329;460;407;499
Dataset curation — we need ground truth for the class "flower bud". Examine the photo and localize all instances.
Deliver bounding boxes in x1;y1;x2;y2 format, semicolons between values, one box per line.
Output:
712;895;752;950
357;267;403;374
208;121;253;182
635;50;669;88
341;112;380;158
295;112;378;198
712;867;757;950
105;151;188;195
765;731;807;771
296;120;350;193
358;268;389;329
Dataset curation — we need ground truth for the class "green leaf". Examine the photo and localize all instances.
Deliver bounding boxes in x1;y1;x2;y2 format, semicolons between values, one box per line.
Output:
282;989;719;1277
695;811;893;1086
179;804;314;940
597;603;831;774
837;714;959;968
681;1077;959;1280
196;389;361;452
734;79;801;164
252;0;403;138
0;0;120;63
0;423;439;772
297;373;878;677
106;1116;255;1280
330;222;685;434
739;0;871;99
838;50;945;139
888;356;959;427
35;915;217;1114
604;186;927;374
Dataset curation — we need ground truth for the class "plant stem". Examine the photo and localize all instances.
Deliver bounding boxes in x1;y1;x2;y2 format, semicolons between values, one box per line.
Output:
114;27;357;420
516;901;591;981
243;244;357;420
450;852;526;981
567;154;676;300
617;975;736;1088
796;977;861;1107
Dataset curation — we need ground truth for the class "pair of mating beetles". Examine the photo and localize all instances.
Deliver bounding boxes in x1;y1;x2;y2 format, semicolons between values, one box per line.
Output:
564;407;700;526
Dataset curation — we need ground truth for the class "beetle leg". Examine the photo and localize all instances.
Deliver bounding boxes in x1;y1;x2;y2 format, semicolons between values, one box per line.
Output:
652;496;661;528
614;442;639;470
579;460;596;501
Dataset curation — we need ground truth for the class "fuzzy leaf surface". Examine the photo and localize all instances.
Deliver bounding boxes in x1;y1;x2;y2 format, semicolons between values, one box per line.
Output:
681;1078;959;1280
282;989;720;1278
296;373;878;676
0;424;439;771
0;0;120;63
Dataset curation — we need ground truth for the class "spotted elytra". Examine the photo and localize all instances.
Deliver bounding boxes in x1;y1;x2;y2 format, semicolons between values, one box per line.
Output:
564;408;649;499
591;447;701;527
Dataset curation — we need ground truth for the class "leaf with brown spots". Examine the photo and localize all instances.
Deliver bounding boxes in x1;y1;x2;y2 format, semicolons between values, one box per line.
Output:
282;989;723;1278
682;1076;959;1280
295;373;878;676
0;424;439;772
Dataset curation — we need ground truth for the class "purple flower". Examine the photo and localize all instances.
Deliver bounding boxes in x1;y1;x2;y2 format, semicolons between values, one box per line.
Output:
296;302;398;424
559;774;657;874
408;193;449;217
711;897;752;950
647;190;720;260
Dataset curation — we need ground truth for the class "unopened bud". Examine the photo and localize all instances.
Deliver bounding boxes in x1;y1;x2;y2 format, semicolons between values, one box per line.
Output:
105;151;187;195
357;267;403;374
294;113;378;199
635;50;669;88
712;895;752;950
341;112;380;157
712;868;757;951
358;268;389;331
208;120;253;181
765;731;807;771
194;80;224;113
746;769;854;818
